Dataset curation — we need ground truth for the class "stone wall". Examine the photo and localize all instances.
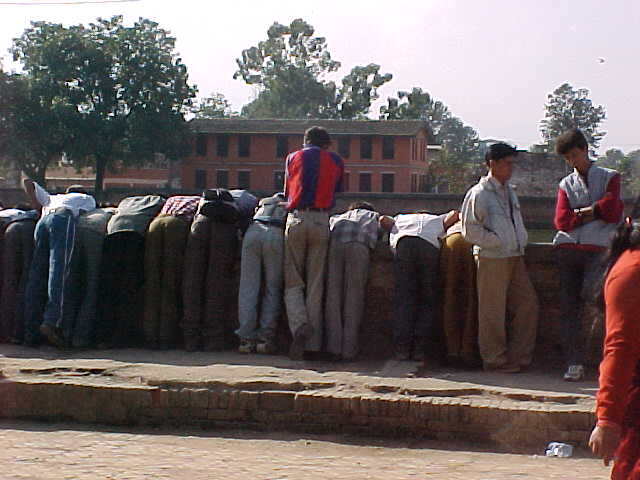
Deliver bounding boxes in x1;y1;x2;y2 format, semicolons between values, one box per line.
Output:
359;242;601;366
508;152;571;197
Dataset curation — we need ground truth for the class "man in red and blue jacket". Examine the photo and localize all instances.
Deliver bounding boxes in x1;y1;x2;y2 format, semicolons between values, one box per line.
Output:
284;126;344;360
553;128;624;382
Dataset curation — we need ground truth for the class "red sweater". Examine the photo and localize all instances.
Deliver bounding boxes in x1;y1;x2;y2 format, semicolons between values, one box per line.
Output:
554;174;624;252
597;248;640;429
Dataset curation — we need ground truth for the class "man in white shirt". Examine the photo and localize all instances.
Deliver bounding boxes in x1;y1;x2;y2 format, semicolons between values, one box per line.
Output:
390;209;459;361
22;179;96;347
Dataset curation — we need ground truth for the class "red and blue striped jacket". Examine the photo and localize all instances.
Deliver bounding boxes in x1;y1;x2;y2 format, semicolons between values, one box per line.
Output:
284;145;344;211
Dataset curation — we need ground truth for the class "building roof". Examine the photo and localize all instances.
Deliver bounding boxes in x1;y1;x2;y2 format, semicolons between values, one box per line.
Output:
189;118;432;137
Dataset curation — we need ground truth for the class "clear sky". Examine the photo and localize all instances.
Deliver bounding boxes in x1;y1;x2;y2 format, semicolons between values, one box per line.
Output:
0;0;638;153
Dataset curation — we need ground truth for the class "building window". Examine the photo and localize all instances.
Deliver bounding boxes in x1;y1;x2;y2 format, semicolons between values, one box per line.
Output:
273;171;285;191
216;134;229;157
338;136;351;158
381;173;395;193
360;136;373;159
343;172;350;192
411;173;418;193
196;134;207;156
195;169;207;190
238;134;251;157
216;170;229;188
419;174;428;192
359;172;372;192
276;136;289;158
382;137;395;159
238;171;251;190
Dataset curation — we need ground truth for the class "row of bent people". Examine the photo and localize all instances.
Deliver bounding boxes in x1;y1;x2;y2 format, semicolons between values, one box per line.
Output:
0;181;482;367
0;184;257;352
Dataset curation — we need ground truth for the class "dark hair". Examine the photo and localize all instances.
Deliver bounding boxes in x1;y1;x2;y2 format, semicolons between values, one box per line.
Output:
348;201;375;211
555;128;588;155
66;185;89;195
597;220;640;311
304;126;331;147
485;143;517;166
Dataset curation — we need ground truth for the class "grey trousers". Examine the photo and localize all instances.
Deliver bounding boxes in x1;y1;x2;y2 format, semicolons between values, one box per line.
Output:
236;222;284;342
325;240;370;359
284;210;329;352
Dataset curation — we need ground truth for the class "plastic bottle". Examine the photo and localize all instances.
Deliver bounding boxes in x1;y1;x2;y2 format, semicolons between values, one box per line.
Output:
545;442;574;458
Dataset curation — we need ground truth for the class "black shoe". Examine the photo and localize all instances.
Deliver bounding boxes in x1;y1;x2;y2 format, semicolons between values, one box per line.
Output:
289;324;312;361
39;324;64;348
238;339;257;354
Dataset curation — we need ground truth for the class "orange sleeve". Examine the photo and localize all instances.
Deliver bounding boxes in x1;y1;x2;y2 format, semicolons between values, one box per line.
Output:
597;257;640;428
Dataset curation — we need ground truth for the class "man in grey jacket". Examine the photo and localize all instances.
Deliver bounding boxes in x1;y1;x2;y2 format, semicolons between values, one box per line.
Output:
461;143;538;373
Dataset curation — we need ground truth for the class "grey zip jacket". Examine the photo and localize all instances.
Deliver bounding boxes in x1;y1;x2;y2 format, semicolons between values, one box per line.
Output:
461;175;528;258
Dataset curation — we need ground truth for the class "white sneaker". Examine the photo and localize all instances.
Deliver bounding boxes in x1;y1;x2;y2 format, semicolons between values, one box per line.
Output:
564;365;585;382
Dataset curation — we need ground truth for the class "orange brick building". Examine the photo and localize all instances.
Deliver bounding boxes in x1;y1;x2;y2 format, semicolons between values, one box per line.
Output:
183;119;434;194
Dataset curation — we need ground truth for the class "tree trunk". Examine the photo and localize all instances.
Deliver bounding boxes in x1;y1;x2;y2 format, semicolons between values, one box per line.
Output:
94;155;107;203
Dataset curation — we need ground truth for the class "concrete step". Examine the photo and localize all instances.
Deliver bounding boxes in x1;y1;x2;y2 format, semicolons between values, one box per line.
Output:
0;355;596;453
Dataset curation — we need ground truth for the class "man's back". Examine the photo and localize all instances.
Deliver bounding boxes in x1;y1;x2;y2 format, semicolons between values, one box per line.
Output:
285;145;344;211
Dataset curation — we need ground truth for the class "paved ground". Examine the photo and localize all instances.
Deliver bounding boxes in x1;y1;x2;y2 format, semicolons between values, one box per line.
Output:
0;344;598;401
0;421;608;480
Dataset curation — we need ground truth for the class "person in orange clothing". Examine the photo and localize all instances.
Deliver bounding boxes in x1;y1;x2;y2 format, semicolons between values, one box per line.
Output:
590;218;640;478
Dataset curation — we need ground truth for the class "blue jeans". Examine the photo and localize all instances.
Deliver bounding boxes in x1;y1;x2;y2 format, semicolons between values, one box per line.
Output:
24;209;77;344
236;222;284;342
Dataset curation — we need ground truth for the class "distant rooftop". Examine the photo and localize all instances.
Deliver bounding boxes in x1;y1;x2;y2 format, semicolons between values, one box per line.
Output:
190;118;432;138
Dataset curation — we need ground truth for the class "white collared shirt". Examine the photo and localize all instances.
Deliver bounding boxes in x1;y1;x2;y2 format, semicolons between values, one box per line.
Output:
389;213;446;250
34;182;96;217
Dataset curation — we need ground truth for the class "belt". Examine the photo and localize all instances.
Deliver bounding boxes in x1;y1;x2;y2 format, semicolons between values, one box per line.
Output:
254;218;284;228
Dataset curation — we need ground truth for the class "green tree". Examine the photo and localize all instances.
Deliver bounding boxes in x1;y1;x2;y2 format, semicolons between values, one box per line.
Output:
12;16;196;199
333;64;392;119
235;19;391;119
598;148;640;197
380;87;481;192
540;83;606;154
0;70;73;184
192;93;236;119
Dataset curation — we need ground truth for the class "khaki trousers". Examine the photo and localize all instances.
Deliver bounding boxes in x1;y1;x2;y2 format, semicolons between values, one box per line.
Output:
284;210;329;352
476;255;538;369
440;233;478;361
143;215;190;349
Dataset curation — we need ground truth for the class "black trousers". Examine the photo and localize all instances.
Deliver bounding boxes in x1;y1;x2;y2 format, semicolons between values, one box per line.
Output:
181;215;239;350
95;231;146;347
394;236;441;354
0;220;36;342
555;247;605;366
